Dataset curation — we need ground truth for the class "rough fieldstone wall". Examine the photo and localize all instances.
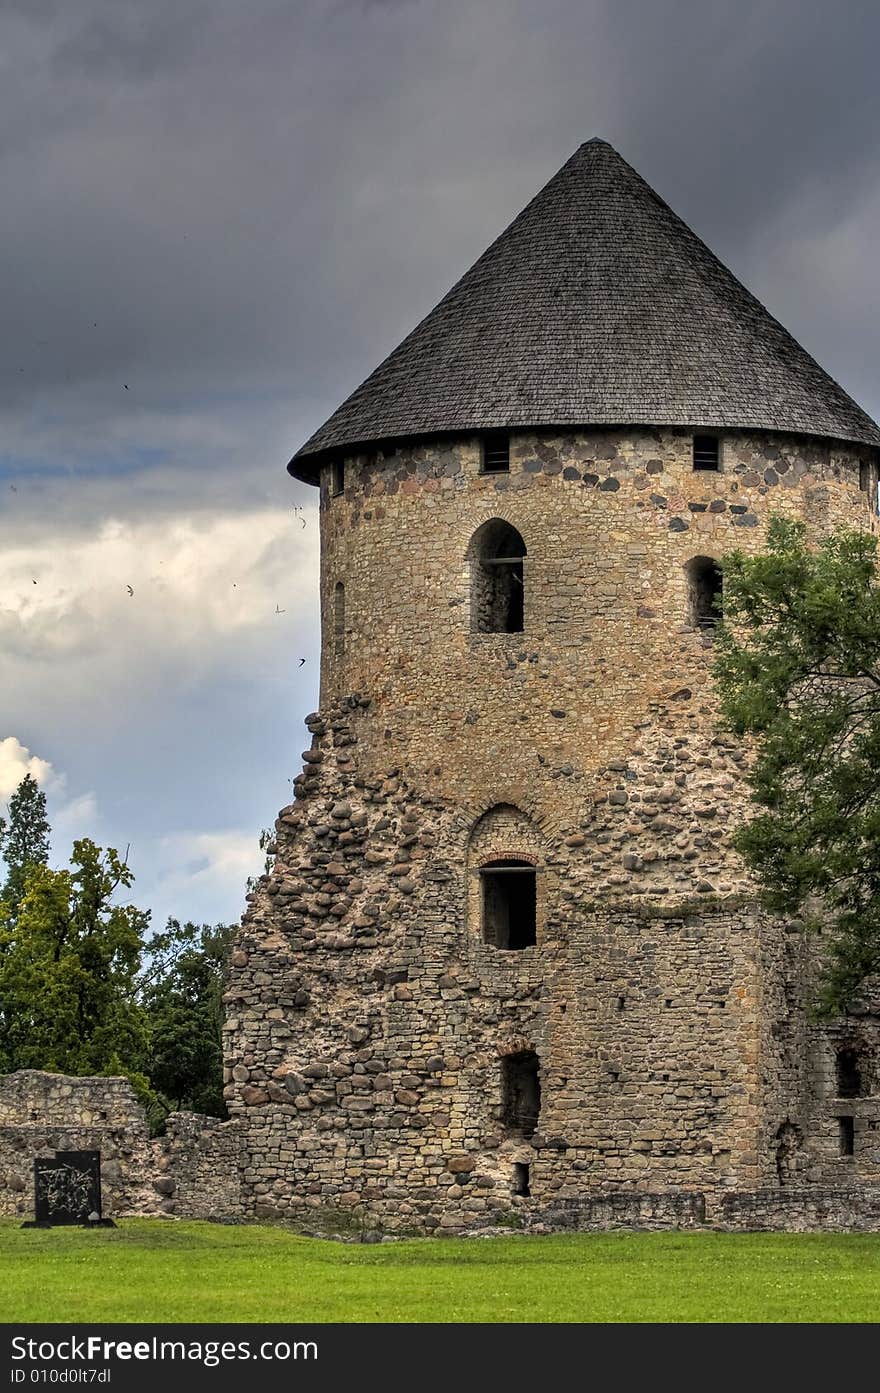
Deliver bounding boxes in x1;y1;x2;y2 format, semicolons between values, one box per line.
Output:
0;1071;242;1220
228;426;880;1232
0;1072;156;1218
317;427;878;795
152;1112;244;1219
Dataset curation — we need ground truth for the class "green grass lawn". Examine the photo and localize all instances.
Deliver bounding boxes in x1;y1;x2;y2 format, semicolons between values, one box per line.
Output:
3;1220;880;1322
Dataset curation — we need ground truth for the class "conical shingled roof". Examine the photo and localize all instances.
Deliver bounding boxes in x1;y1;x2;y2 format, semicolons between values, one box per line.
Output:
289;139;880;479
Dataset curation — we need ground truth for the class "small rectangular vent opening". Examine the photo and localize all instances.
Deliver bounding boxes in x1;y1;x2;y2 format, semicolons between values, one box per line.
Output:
330;459;345;496
481;433;510;473
512;1162;531;1197
838;1115;855;1157
693;434;720;471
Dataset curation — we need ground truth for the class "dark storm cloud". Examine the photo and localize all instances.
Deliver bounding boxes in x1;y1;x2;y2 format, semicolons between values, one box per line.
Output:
601;0;880;232
595;0;880;415
0;0;878;474
52;5;204;81
0;0;874;479
2;0;878;929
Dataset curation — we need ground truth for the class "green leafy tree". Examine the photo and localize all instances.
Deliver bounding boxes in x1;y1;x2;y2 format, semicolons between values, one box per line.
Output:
0;838;150;1075
0;774;50;919
141;920;234;1119
714;516;880;1012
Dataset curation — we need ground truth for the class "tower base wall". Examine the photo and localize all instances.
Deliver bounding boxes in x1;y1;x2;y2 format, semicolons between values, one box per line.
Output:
225;696;880;1234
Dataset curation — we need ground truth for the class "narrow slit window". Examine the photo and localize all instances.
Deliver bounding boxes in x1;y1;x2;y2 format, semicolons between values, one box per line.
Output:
512;1162;531;1196
501;1052;540;1139
685;555;723;631
469;519;526;633
333;581;345;659
838;1116;855;1156
481;433;510;473
330;459;345;497
481;860;536;949
693;434;720;471
836;1049;862;1099
861;462;880;516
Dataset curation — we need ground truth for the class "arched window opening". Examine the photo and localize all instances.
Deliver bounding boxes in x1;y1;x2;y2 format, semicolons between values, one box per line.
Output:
481;860;536;949
685;555;722;631
469;519;526;633
836;1048;862;1098
333;581;345;659
501;1051;540;1139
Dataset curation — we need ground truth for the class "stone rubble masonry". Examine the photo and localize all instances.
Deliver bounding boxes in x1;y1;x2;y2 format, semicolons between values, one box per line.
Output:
226;426;880;1232
0;1071;243;1220
6;434;879;1235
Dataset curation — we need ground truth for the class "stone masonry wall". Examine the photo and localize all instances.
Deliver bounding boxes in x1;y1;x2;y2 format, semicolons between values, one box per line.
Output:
317;427;878;798
227;426;880;1233
0;1071;243;1220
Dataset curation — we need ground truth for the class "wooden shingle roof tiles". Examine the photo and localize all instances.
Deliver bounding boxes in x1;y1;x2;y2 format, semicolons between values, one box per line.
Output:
290;139;879;481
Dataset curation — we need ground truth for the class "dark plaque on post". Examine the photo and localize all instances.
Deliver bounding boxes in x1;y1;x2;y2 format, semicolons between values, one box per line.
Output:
24;1150;113;1227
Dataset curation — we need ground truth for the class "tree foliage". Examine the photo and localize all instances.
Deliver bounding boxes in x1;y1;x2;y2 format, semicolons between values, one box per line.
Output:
0;776;238;1128
714;516;880;1013
141;920;233;1118
0;839;149;1075
0;774;50;919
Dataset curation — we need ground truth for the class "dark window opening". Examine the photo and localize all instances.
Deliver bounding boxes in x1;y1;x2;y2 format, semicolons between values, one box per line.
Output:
693;434;720;471
836;1049;862;1098
686;555;723;630
501;1051;541;1139
481;432;510;473
838;1115;855;1157
512;1162;531;1196
481;860;536;949
775;1120;802;1186
333;581;345;659
860;461;880;516
470;519;526;633
330;459;345;496
617;996;626;1011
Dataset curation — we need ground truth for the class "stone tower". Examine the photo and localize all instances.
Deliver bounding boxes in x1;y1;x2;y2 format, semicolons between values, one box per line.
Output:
227;140;880;1232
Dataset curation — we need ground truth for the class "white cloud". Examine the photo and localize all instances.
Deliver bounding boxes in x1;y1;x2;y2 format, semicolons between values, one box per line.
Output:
0;506;317;666
141;828;265;929
0;738;101;869
0;735;62;800
0;490;320;927
52;791;100;845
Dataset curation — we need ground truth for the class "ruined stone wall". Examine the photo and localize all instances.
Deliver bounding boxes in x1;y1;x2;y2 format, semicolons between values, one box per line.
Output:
152;1112;243;1219
0;1071;242;1220
227;426;880;1232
